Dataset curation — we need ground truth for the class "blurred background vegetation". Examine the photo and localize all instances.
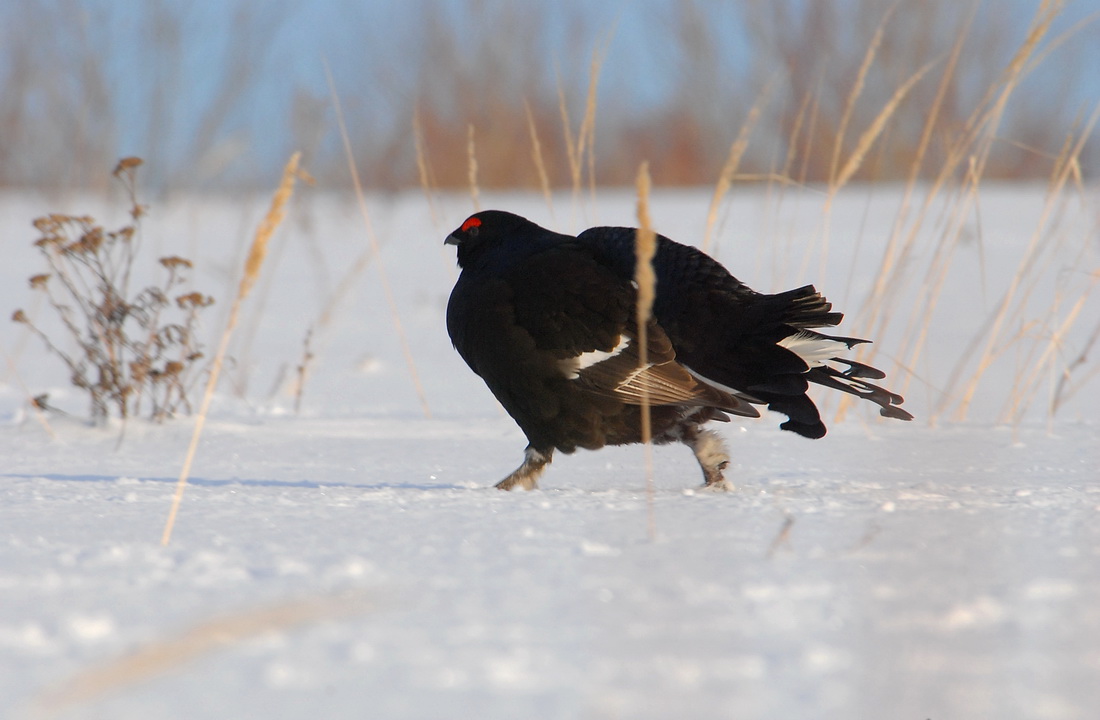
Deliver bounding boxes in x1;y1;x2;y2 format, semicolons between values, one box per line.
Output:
1;0;1097;194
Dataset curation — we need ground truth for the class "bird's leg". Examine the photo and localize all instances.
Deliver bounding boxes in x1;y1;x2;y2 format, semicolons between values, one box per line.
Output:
682;426;731;491
495;445;553;491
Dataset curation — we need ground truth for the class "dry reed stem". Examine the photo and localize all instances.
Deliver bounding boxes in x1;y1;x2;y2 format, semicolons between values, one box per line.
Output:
781;87;814;183
524;100;555;217
412;108;441;228
817;55;935;289
326;62;433;420
831;61;935;192
898;157;985;408
162;152;302;546
466;123;481;211
403;104;457;331
556;75;578;211
1051;310;1100;414
838;2;1058;423
1002;282;1095;424
634;162;657;541
835;0;974;383
580;44;606;208
828;1;900;186
293;325;315;414
946;93;1095;422
36;591;371;713
702;81;772;254
991;108;1100;422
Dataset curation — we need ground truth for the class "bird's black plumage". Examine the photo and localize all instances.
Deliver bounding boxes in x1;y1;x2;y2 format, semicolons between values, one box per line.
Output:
445;210;912;490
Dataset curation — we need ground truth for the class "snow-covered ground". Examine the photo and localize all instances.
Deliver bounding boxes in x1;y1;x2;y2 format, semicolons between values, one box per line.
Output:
1;185;1098;719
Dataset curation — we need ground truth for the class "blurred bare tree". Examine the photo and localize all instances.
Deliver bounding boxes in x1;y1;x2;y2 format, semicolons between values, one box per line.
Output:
0;0;1096;193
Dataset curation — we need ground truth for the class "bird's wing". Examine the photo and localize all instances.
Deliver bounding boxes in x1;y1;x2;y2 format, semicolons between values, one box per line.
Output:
563;324;760;417
506;243;758;417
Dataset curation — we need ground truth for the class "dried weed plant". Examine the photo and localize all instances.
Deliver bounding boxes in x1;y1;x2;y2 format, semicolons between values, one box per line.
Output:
12;158;214;424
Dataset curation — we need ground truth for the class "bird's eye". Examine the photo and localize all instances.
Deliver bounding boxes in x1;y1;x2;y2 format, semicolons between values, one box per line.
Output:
467;225;479;237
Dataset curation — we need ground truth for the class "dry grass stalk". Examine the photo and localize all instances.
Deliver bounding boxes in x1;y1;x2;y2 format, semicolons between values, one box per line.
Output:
524;99;555;217
466;123;481;211
412;108;441;227
800;9;932;285
557;47;605;223
161;152;302;547
942;95;1093;422
949;102;1100;423
811;58;934;282
702;81;772;254
831;61;935;192
1051;312;1100;415
579;45;606;207
836;0;973;363
556;77;579;201
1001;280;1096;424
326;64;433;420
634;162;657;540
827;1;900;186
837;2;1064;423
36;591;371;714
293;325;315;414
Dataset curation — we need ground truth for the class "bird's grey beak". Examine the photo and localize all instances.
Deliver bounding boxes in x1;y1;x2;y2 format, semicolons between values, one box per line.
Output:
444;234;461;246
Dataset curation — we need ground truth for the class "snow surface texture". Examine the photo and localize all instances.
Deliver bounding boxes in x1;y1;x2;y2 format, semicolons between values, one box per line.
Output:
1;187;1098;719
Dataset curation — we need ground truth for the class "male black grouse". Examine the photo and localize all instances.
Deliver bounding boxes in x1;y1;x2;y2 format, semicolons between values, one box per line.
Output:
445;210;912;491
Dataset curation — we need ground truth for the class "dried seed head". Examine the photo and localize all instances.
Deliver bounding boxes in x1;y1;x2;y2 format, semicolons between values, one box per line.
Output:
176;292;214;309
112;157;143;176
159;256;193;270
130;360;149;384
11;309;27;323
29;274;50;289
163;361;184;376
66;227;105;255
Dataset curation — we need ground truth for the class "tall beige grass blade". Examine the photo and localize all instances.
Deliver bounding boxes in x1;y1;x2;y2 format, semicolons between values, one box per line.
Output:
924;4;1064;420
412;107;455;285
634;162;657;541
834;3;977;423
832;60;935;192
1051;310;1100;414
466;123;481;211
325;62;433;420
828;0;900;185
36;591;371;713
578;44;606;208
556;75;579;200
524;100;555;217
412;108;441;227
948;99;1100;421
806;52;931;286
703;80;772;254
162;152;302;546
1001;278;1096;424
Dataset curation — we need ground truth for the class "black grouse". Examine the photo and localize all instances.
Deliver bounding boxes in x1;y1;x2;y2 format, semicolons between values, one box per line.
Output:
445;210;912;491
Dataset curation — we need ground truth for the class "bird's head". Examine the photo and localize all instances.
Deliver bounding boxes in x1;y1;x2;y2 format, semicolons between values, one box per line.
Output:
445;210;535;268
